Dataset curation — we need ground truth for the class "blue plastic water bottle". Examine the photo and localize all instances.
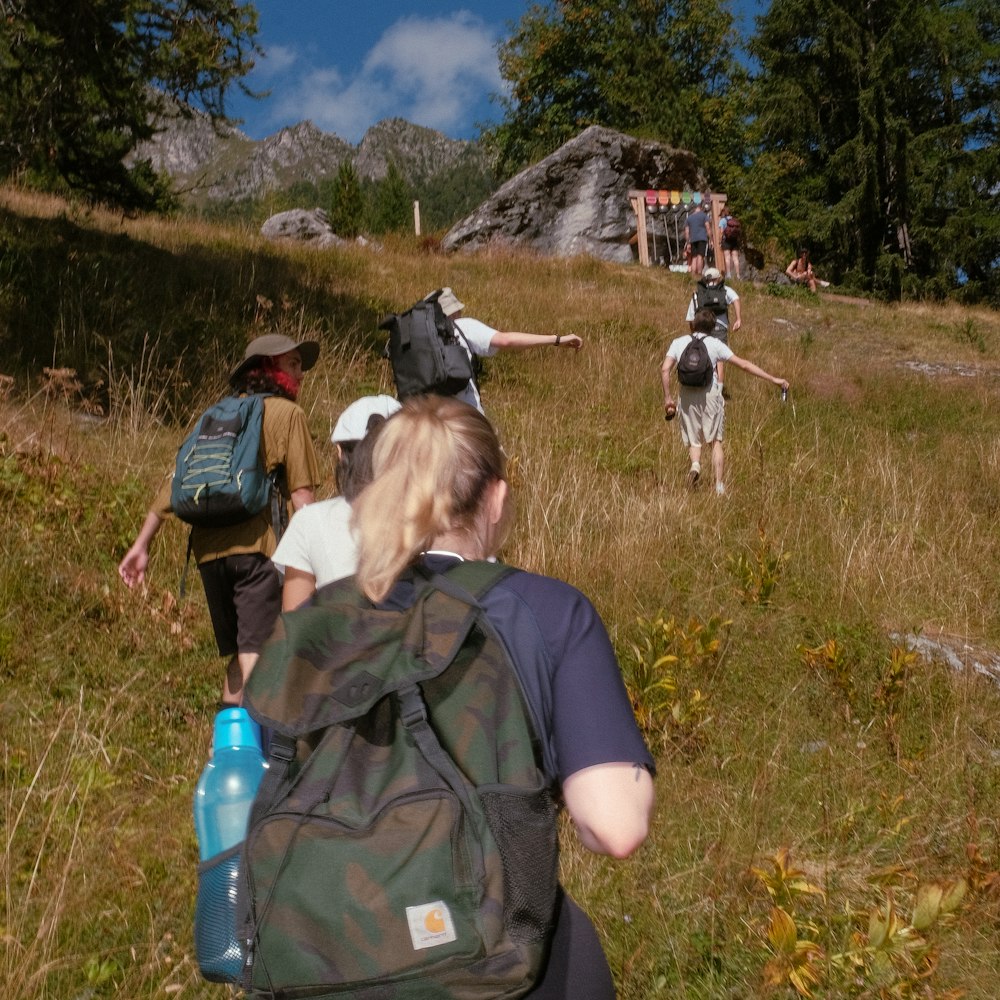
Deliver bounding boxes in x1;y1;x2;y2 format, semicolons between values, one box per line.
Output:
193;708;267;982
194;708;267;858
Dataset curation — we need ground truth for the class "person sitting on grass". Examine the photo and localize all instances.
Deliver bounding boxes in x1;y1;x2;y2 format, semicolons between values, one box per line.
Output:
786;248;819;292
661;308;789;496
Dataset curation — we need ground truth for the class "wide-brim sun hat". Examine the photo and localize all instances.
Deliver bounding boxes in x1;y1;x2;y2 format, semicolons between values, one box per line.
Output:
331;394;401;443
433;287;464;318
229;333;320;385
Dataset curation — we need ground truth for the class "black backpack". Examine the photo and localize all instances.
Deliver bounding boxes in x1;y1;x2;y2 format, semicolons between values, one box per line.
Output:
677;334;714;388
381;290;475;399
693;281;729;316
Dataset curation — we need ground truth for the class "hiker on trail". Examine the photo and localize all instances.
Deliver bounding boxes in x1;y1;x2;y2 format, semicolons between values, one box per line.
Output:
118;334;322;706
662;308;788;496
433;287;583;415
271;394;399;611
350;394;655;998
719;208;742;279
786;248;819;292
685;266;741;394
683;201;710;277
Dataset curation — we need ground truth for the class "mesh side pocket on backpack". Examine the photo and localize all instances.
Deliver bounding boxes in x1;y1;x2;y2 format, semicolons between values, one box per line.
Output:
480;785;559;944
194;844;244;983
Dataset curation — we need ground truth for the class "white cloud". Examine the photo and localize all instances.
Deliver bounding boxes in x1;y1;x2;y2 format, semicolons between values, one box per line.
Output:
262;12;506;143
256;43;298;78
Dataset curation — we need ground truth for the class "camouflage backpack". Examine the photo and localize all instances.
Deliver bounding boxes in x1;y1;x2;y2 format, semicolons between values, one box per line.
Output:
239;560;559;1000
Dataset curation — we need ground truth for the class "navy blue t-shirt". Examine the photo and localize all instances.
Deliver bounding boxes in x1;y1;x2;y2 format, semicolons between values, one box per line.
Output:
388;555;655;786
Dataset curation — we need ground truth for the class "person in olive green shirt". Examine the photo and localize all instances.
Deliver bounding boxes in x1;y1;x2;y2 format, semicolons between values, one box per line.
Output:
119;334;322;705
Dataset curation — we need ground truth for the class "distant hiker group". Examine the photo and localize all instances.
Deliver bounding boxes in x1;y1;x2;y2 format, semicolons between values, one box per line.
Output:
118;288;654;1000
117;263;793;997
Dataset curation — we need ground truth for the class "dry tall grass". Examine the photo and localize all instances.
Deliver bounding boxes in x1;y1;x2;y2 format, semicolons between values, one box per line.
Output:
4;187;1000;998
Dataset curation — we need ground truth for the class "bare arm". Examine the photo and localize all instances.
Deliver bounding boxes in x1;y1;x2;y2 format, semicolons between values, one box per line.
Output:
118;509;164;589
281;566;317;611
727;354;789;390
730;298;742;332
290;486;314;511
660;354;676;408
562;762;655;858
489;331;583;351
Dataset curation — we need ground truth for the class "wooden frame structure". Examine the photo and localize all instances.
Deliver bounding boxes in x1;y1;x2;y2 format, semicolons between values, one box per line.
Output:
628;190;727;272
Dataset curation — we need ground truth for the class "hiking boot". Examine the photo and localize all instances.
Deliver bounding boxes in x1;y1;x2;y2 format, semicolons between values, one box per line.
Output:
686;466;700;490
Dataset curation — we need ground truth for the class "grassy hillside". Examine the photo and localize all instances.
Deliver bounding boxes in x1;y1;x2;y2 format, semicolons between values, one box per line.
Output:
4;186;1000;999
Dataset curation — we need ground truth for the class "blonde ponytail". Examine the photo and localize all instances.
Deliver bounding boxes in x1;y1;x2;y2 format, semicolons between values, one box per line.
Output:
352;396;505;602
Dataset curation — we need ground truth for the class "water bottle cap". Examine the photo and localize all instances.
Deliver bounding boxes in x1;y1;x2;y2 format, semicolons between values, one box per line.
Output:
213;707;262;753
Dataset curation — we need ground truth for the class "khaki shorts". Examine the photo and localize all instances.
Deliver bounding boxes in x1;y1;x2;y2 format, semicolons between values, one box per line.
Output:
679;386;725;446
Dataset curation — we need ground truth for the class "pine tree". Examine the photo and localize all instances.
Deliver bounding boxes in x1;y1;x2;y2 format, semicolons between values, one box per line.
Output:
328;161;364;239
0;0;260;211
746;0;999;302
369;161;413;235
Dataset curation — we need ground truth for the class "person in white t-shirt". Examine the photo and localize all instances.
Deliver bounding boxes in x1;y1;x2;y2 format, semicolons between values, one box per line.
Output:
433;287;584;414
661;308;788;495
272;395;400;610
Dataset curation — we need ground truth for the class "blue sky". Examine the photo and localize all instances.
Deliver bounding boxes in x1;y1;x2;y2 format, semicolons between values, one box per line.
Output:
226;1;766;144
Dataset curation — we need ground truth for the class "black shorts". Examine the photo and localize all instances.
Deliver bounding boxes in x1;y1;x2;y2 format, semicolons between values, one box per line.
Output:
689;240;707;257
198;553;281;657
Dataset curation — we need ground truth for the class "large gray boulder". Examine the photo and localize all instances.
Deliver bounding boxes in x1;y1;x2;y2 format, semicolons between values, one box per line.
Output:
442;125;705;263
260;208;343;248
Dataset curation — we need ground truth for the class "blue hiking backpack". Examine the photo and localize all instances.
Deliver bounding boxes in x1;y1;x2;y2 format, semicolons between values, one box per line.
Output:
171;394;274;527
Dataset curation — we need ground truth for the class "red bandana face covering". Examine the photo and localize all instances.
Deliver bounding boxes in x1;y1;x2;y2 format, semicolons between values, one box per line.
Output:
262;361;301;400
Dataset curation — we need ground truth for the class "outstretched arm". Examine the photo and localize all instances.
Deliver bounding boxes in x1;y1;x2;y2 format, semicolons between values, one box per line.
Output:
490;331;583;351
728;355;789;391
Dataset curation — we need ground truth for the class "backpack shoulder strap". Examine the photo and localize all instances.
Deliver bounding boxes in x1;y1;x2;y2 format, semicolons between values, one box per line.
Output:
426;561;557;779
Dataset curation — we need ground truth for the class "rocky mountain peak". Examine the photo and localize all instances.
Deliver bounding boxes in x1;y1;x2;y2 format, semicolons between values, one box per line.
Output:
134;104;486;207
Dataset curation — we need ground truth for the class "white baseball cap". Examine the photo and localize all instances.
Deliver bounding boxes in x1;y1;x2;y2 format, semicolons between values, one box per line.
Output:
703;267;723;284
331;394;401;443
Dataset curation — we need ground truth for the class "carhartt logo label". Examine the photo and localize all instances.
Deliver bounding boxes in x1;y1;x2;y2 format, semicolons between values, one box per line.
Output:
406;901;457;950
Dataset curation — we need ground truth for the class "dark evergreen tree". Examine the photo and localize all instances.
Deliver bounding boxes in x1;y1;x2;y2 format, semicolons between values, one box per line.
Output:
747;0;999;302
369;161;414;234
328;160;364;238
0;0;260;212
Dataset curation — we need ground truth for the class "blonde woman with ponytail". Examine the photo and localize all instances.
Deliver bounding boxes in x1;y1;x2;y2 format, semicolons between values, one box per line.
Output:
351;395;655;1000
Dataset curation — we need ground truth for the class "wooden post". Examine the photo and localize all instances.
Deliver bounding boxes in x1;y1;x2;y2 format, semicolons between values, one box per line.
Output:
629;194;650;267
413;200;421;237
